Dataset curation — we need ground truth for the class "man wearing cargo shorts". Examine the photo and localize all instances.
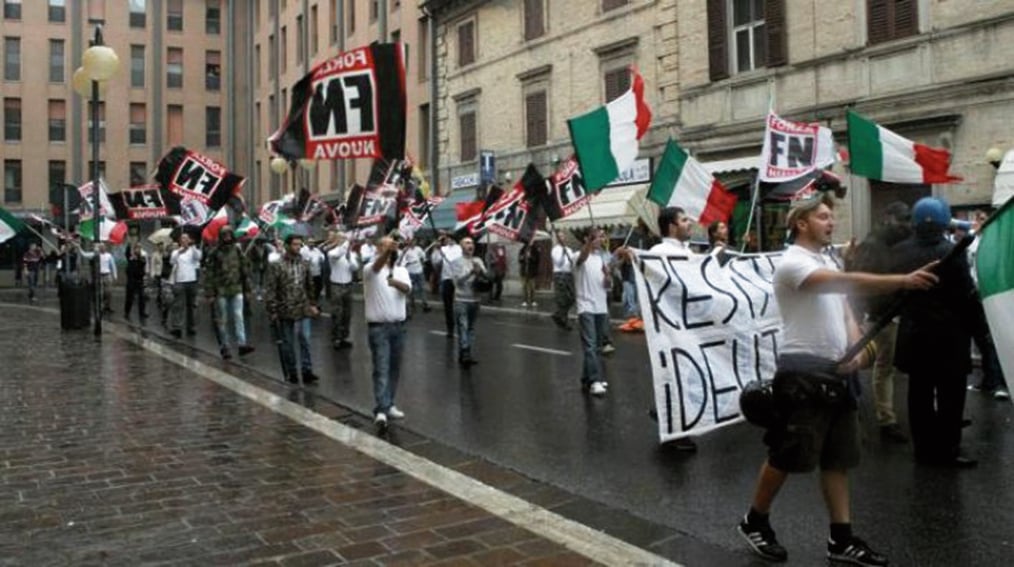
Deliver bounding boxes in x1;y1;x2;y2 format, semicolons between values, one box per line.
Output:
736;194;938;566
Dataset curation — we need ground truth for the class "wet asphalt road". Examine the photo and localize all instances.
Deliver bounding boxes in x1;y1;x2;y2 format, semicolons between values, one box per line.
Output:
9;286;1014;566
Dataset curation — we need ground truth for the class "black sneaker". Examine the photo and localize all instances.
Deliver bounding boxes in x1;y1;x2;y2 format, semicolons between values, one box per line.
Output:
302;370;320;384
737;516;788;562
827;536;888;566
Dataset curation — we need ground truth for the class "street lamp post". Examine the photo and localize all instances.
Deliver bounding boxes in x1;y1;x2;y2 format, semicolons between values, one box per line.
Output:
74;25;119;337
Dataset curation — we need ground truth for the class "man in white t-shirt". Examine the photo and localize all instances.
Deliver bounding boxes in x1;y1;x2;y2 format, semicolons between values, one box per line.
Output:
399;237;429;316
551;230;577;330
169;234;202;338
737;194;937;566
323;230;360;350
364;236;412;428
574;228;612;396
430;232;462;337
300;240;326;302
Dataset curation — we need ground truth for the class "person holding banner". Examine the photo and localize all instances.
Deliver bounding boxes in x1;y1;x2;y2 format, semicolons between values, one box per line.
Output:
551;230;576;330
431;232;462;337
364;237;412;428
451;237;489;367
324;230;360;350
737;194;938;566
575;228;612;397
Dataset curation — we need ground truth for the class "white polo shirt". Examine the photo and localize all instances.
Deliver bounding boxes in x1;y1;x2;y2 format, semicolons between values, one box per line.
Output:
300;246;325;277
327;243;360;284
551;244;576;274
364;264;411;323
574;250;610;315
170;247;202;283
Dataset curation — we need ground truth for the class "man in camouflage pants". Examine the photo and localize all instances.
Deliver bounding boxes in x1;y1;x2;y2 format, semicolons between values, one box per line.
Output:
203;225;255;360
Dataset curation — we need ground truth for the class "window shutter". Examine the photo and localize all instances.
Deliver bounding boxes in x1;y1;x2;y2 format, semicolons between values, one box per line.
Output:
867;0;890;45
525;0;544;41
460;112;476;162
706;0;728;82
893;0;917;39
765;0;787;67
526;91;546;147
604;68;629;103
458;21;475;66
602;0;628;11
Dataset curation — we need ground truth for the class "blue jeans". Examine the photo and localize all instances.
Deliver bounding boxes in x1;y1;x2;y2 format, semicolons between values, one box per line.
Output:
215;294;247;348
368;322;405;415
621;280;639;318
409;272;427;311
579;313;607;385
454;301;479;354
298;317;312;371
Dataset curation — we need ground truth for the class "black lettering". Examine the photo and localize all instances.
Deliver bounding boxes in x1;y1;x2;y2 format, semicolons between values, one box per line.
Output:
673;348;707;431
344;74;374;132
769;132;785;166
699;256;738;324
638;256;681;333
309;82;341;137
729;258;770;318
175;160;206;191
666;257;712;330
757;328;780;381
698;340;741;424
787;136;815;168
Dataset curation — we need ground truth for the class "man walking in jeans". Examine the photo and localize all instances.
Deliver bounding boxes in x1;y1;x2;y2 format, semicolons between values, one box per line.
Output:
265;235;320;384
364;236;412;427
575;228;611;396
204;226;254;360
169;234;201;337
737;194;937;565
323;229;359;350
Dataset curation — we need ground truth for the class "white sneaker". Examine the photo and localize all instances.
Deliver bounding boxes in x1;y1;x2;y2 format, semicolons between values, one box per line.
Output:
589;382;607;396
531;301;538;307
521;302;529;307
994;389;1011;401
601;343;616;354
388;406;405;419
374;412;388;426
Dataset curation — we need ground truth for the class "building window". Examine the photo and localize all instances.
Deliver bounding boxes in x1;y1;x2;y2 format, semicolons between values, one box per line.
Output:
49;0;66;23
281;26;288;73
167;47;183;88
130;162;147;186
457;19;475;67
49;40;65;83
311;5;319;55
329;0;337;44
129;103;146;144
167;0;183;31
296;15;305;64
255;102;261;140
206;0;221;34
4;37;20;81
730;0;766;73
369;0;378;21
88;101;106;143
4;160;21;204
206;50;221;90
347;0;355;35
269;94;277;130
459;110;476;162
525;89;548;147
129;0;146;28
419;104;430;168
603;67;630;103
3;98;20;141
602;0;628;11
167;104;183;146
281;88;287;118
268;34;277;77
48;99;66;142
868;0;918;45
524;0;545;41
131;45;145;87
3;0;21;20
49;161;66;195
418;19;429;81
707;0;785;81
253;45;261;86
269;0;277;19
206;106;221;147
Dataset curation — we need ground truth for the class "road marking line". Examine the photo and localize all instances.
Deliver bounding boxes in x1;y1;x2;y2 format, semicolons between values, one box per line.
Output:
106;324;680;567
512;343;572;356
428;329;450;336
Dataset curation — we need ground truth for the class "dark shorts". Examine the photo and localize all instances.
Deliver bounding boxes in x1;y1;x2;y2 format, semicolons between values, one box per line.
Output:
765;403;861;473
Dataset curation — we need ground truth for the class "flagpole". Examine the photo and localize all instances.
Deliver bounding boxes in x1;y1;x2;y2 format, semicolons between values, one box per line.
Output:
740;173;762;253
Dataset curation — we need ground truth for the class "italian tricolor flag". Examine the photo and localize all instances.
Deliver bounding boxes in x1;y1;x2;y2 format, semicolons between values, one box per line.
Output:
202;207;231;243
79;217;127;244
847;110;961;184
648;139;738;225
976;200;1014;391
0;205;25;244
567;68;652;192
234;214;260;240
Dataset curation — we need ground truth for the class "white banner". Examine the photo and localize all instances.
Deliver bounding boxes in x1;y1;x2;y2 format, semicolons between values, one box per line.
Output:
759;113;837;182
635;250;787;442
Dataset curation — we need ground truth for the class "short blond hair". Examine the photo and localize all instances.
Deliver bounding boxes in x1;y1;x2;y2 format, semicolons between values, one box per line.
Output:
786;193;834;235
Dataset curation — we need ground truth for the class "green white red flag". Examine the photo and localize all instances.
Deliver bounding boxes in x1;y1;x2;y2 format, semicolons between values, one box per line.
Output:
0;205;25;244
648;139;737;225
976;200;1014;390
847;110;961;184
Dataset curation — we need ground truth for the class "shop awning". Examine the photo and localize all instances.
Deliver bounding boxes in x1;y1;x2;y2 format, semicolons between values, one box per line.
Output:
553;184;655;232
701;155;759;175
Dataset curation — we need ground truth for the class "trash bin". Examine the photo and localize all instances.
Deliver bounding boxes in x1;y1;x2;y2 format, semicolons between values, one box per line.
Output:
59;275;92;330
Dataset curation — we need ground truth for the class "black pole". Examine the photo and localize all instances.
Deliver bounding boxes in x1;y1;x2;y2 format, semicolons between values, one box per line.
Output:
90;26;104;337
